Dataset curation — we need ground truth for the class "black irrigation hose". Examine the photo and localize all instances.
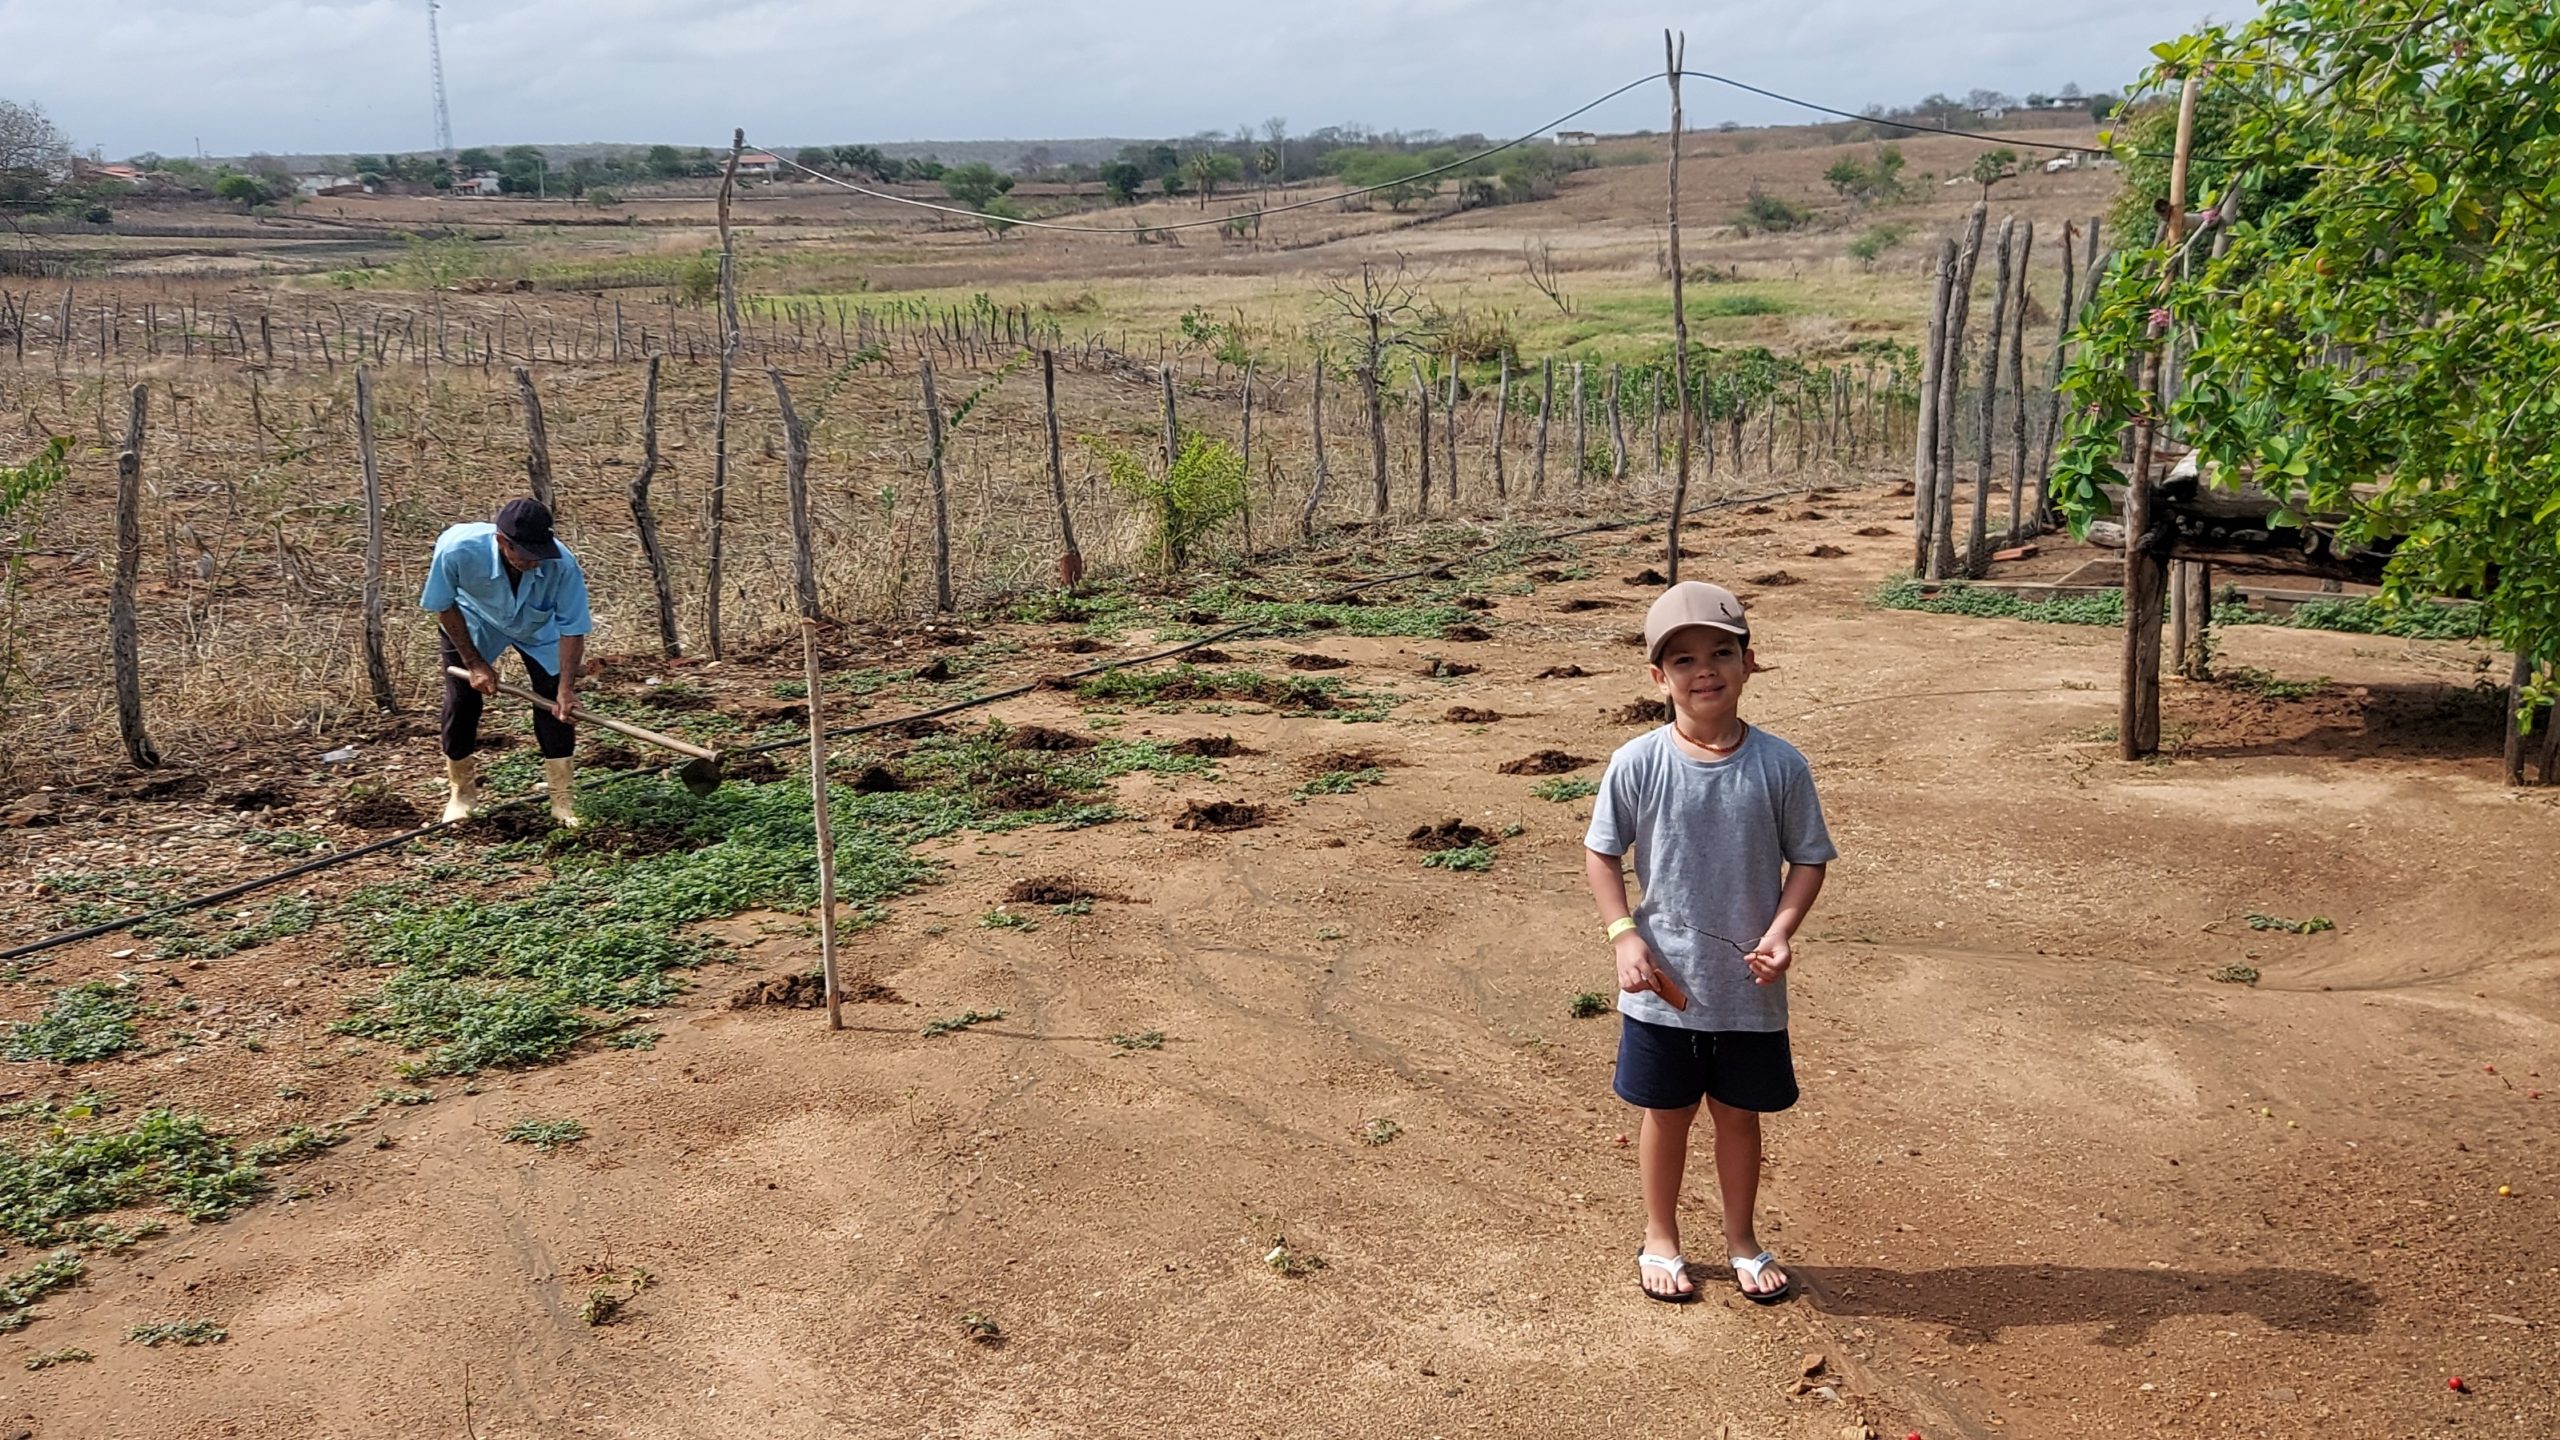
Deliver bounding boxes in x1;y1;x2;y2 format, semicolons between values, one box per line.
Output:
2;489;1797;964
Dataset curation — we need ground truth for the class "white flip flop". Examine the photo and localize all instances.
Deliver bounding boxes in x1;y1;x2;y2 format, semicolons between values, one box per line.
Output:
1636;1250;1698;1304
1730;1250;1792;1305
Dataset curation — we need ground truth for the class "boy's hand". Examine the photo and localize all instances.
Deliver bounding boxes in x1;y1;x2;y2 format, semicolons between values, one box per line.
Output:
1615;933;1689;1011
1746;934;1793;985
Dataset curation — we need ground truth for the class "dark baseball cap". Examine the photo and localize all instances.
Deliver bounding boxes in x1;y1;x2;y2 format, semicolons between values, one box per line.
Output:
494;497;561;560
1642;581;1750;662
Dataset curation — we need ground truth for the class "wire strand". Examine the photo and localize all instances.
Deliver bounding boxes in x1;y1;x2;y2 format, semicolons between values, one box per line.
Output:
769;73;1662;234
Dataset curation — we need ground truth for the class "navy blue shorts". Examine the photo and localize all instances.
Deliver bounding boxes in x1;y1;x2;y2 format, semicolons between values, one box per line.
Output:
1612;1015;1798;1113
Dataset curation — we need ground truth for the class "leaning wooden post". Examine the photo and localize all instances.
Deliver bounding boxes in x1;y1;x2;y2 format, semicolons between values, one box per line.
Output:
512;365;554;509
1912;240;1954;573
920;359;955;612
111;383;160;769
2121;75;2202;760
1160;364;1181;475
2036;219;2080;525
1441;352;1459;508
708;129;745;659
1300;353;1329;540
1663;30;1697;582
2502;652;2534;786
802;618;843;1031
1408;355;1433;515
1534;357;1553;496
768;367;820;622
1606;364;1628;479
355;367;396;712
1239;356;1256;557
1491;353;1510;500
1571;362;1587;488
628;355;680;657
1040;350;1084;584
1930;205;1988;580
2005;220;2034;542
1966;216;2016;574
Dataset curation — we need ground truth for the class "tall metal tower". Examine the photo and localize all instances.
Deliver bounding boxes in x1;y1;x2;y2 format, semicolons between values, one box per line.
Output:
427;0;455;155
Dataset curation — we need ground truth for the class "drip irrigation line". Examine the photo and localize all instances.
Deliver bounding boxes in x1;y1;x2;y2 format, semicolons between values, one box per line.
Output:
1;486;1797;965
768;73;1662;234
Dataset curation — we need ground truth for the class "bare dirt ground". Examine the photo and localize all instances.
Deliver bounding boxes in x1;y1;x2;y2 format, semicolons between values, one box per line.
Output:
8;480;2554;1439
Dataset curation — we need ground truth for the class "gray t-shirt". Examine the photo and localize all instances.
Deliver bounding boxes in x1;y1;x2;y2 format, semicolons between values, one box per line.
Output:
1583;724;1837;1033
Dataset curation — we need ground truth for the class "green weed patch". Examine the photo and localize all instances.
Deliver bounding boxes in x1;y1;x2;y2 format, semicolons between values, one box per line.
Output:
1074;664;1359;713
0;1250;84;1333
4;982;140;1064
0;1109;264;1244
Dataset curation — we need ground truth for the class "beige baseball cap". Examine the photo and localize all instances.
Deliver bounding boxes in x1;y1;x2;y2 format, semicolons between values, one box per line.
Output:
1642;581;1750;662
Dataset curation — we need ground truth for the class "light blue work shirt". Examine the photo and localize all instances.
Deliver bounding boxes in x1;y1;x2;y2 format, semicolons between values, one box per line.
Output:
418;522;592;675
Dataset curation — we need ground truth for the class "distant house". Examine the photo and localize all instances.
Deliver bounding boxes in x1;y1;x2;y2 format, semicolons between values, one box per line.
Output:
295;173;366;196
2043;154;2082;174
736;150;782;176
76;161;144;183
1555;131;1599;148
452;171;504;196
1977;105;2009;121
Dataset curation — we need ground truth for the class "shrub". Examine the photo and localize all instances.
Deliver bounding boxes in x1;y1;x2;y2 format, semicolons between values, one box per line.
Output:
1847;222;1912;266
1089;434;1246;572
677;252;719;305
1735;188;1808;233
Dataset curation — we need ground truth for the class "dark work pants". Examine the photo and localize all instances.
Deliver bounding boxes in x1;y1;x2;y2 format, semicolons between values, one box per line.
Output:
440;632;575;761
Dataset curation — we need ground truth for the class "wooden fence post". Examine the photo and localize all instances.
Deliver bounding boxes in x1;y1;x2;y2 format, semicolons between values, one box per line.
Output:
1913;239;1955;573
111;384;160;768
1159;364;1180;474
1491;354;1510;499
355;368;395;712
1663;30;1696;582
708;129;744;659
1040;350;1084;584
2123;77;2202;760
1442;354;1459;508
1535;358;1553;497
1966;216;2016;573
768;367;820;622
629;355;680;657
920;359;955;612
2005;220;2034;542
1409;355;1433;515
803;618;843;1031
1239;357;1256;558
1607;364;1628;479
1363;313;1388;524
1930;205;1988;580
1301;354;1329;540
2037;220;2079;525
512;365;554;509
1571;362;1587;488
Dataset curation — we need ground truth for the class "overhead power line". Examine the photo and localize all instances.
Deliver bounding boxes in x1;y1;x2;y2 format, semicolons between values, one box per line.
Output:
1677;71;2116;156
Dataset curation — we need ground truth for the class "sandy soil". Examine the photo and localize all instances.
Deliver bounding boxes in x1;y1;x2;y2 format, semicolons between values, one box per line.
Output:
7;481;2553;1440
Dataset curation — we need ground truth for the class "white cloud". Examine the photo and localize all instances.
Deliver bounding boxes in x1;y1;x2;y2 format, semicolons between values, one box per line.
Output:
0;0;2212;157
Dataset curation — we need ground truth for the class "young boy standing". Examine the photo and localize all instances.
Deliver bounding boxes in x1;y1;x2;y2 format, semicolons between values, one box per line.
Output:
1584;581;1834;1304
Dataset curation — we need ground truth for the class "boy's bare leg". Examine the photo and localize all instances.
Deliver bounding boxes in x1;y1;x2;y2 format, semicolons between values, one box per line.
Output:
1638;1102;1699;1298
1707;1096;1786;1295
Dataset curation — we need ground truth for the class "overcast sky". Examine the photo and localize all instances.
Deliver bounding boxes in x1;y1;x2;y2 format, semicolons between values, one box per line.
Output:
3;0;2228;158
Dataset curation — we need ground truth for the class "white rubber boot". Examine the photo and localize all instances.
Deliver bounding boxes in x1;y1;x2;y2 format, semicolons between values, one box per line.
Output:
441;756;480;823
544;757;580;829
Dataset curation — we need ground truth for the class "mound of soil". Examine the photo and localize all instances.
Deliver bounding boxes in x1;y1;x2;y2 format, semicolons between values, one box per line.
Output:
1556;598;1616;613
1808;545;1849;559
1006;875;1096;906
914;625;977;648
1624;569;1669;587
850;764;906;793
118;772;206;803
584;742;647;772
733;698;807;727
1536;664;1591;680
1742;505;1775;516
1302;616;1342;631
1749;571;1803;588
1455;595;1495;611
1444;706;1503;724
1854;525;1897;538
1172;799;1266;832
1178;609;1223;625
1729;526;1774;538
1498;749;1593;775
1055;635;1107;654
1186;648;1234;664
1528;569;1567;583
1170;735;1252;758
460;807;555;841
1406;819;1490;852
1616;631;1647;648
1001;724;1095;753
1791;510;1829;522
334;788;424;830
913;657;955;683
728;972;897;1009
218;781;300;812
1419;658;1480;679
1442;624;1493;642
724;752;787;784
1299;747;1403;774
983;773;1071;812
880;717;950;740
1287;652;1351;671
1610;699;1672;725
638;685;714;711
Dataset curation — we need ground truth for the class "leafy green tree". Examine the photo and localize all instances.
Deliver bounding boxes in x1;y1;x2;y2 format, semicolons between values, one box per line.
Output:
213;173;267;209
940;161;1013;212
794;146;833;175
832;144;888;181
1099;160;1145;205
457;146;499;173
1184;151;1243;209
1966;148;2017;200
1158;172;1187;198
2054;2;2560;686
645;144;685;178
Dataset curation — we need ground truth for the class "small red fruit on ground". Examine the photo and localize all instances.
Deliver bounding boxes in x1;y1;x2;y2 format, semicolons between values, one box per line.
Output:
2449;1376;2468;1393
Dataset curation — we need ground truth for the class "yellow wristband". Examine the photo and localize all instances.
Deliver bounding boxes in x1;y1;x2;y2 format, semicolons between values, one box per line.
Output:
1605;917;1638;941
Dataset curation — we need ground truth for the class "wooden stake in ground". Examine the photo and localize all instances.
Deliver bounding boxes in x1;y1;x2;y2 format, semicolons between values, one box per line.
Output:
2503;652;2535;786
1571;362;1587;488
1662;29;1697;583
1301;354;1329;540
2037;220;2081;524
1929;204;1989;580
2121;75;2203;761
111;383;160;769
1240;357;1257;557
1409;355;1433;515
512;366;554;510
707;129;745;659
2005;220;2034;542
1912;239;1956;573
629;355;680;658
1363;313;1389;524
768;367;820;622
355;367;395;712
1491;353;1510;499
1159;364;1180;474
920;359;955;612
1040;350;1084;584
1607;364;1628;479
1442;354;1459;506
1966;215;2017;574
1535;358;1553;496
802;618;843;1031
